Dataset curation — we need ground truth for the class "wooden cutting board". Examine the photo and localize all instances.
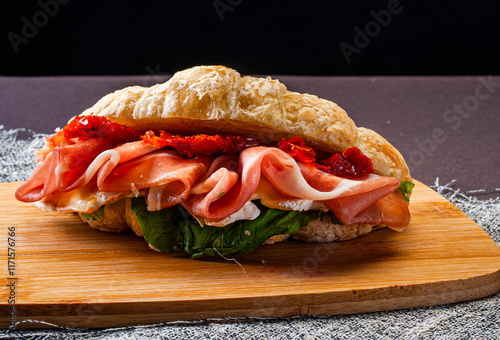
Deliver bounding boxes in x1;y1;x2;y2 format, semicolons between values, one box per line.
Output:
1;180;499;329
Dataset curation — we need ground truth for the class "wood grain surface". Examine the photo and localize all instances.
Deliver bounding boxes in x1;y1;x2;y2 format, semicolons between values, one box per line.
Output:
0;180;499;329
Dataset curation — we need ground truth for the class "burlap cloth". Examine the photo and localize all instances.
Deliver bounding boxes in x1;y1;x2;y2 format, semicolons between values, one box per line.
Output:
1;127;499;339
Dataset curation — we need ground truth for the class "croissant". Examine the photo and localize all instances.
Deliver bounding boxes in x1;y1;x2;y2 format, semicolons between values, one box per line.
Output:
16;66;413;257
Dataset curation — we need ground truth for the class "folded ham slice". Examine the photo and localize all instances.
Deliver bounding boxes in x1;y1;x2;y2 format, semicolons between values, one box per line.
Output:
99;150;211;211
17;141;409;230
16;138;114;202
16;140;211;212
183;147;407;229
296;162;409;229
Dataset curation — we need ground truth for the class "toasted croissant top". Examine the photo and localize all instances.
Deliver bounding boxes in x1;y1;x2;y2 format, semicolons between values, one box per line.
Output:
80;65;411;181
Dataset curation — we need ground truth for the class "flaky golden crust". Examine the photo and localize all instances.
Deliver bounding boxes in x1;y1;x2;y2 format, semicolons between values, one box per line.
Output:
356;127;411;182
81;86;146;121
78;199;129;233
81;65;410;181
75;66;412;245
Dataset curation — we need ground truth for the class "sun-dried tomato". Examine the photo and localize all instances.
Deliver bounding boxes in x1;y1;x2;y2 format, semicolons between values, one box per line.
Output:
50;117;374;179
277;136;316;164
62;115;144;144
321;147;374;178
141;130;266;157
277;136;373;178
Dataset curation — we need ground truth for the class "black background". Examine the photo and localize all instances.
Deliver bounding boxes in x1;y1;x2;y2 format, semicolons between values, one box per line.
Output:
2;0;500;76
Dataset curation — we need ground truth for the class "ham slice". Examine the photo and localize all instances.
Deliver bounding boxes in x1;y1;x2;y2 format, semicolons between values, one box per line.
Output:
184;147;406;229
15;139;209;212
15;138;112;202
98;150;211;211
374;190;411;231
15;150;58;202
296;162;407;229
17;139;409;230
260;162;409;230
183;155;240;216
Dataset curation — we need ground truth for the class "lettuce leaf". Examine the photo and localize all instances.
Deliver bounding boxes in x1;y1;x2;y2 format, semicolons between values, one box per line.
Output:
80;206;105;221
130;198;320;259
130;198;183;254
322;210;343;225
398;180;415;202
178;204;320;258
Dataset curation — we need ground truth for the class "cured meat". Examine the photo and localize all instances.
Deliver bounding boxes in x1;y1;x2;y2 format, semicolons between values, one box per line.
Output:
258;161;408;230
15;151;58;202
15;138;112;202
254;161;408;230
17;139;409;230
296;162;405;228
184;147;405;227
184;155;243;219
99;150;211;211
15;139;208;210
374;190;411;231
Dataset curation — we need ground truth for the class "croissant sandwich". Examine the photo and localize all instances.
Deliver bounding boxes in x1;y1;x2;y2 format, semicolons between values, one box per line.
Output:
15;65;414;258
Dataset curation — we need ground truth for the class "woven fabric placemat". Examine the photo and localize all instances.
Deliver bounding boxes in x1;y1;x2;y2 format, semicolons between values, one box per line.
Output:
1;127;499;340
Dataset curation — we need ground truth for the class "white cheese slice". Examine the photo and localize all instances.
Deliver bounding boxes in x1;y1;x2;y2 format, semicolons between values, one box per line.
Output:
278;199;329;212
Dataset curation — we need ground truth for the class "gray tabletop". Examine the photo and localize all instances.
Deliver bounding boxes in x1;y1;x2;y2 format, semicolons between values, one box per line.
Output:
1;75;499;339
